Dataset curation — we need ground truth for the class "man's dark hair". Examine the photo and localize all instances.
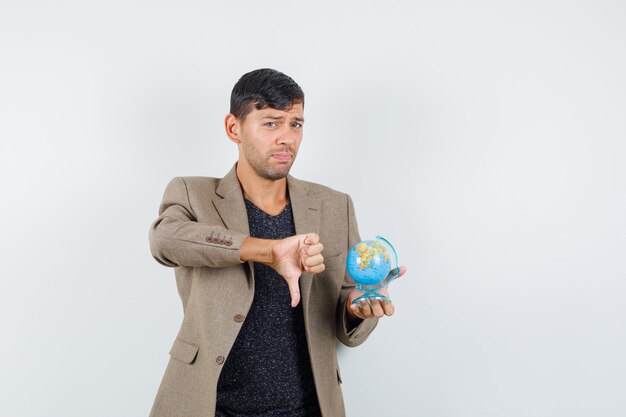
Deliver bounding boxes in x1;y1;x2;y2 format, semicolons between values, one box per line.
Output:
230;68;304;121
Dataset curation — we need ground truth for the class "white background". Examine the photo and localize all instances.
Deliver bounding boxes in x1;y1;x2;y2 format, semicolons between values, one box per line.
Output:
1;1;625;416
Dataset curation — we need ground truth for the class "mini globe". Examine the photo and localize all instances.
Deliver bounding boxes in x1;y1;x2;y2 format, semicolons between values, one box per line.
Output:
346;236;399;287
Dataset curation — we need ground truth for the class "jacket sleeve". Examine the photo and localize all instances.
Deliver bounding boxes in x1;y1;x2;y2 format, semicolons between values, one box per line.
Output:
336;193;379;347
148;177;247;268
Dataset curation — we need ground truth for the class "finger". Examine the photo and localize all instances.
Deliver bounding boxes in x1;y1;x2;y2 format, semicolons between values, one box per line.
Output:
305;263;325;274
396;265;407;279
349;303;364;319
304;242;324;256
304;253;324;267
359;299;373;317
303;233;320;245
381;300;395;316
370;299;385;318
286;277;301;308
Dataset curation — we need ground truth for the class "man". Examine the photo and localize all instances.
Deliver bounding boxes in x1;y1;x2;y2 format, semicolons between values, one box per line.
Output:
148;68;405;417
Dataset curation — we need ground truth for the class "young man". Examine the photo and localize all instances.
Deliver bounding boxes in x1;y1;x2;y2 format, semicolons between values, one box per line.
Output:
148;68;405;417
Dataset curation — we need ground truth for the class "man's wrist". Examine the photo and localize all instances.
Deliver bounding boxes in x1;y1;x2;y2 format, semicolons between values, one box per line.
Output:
239;237;275;264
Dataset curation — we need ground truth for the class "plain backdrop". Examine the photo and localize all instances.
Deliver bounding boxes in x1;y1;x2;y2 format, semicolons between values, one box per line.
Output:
1;1;625;416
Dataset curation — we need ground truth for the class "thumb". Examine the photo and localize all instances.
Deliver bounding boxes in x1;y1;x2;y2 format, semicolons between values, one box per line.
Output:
396;266;407;279
286;276;301;308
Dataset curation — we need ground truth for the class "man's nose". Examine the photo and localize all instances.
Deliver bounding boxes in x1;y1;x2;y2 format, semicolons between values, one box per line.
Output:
276;126;296;145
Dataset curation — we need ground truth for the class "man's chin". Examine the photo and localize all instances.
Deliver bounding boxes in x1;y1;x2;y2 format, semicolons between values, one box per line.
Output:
264;171;290;181
256;166;292;181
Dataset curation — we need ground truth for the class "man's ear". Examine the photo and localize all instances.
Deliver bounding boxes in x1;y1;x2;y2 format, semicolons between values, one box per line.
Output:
224;113;241;144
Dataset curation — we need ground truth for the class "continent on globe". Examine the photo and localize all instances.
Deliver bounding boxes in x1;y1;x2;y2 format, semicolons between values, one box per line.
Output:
354;241;389;271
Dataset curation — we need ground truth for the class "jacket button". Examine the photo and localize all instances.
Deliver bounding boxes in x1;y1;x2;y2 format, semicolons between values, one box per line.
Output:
234;314;245;323
205;237;212;243
216;356;225;364
226;240;233;246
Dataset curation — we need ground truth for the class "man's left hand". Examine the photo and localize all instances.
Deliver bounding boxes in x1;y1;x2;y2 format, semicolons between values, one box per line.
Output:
346;266;407;319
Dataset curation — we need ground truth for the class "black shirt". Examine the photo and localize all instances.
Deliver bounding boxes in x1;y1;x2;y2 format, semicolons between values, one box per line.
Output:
215;199;321;417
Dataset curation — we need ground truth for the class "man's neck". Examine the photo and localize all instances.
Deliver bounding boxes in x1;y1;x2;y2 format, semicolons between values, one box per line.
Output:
236;162;289;216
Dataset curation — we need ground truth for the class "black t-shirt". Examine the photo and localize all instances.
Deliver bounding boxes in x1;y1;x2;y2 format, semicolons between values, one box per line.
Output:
215;199;321;417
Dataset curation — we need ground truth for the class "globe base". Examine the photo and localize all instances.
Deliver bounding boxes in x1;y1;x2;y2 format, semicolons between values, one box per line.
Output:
351;291;392;305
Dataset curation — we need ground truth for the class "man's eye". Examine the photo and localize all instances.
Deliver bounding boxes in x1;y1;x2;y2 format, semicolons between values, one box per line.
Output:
291;122;302;129
265;122;276;127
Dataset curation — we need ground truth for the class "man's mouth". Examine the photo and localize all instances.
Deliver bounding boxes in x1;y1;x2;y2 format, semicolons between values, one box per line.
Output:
272;151;292;161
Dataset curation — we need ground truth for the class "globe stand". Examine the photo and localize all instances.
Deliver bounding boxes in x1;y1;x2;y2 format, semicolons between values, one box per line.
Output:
351;267;401;305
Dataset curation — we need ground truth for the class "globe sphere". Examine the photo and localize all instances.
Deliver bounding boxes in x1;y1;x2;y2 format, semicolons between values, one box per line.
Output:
346;237;398;286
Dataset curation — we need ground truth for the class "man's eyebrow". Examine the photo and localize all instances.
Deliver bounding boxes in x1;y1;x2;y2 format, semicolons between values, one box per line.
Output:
262;115;305;122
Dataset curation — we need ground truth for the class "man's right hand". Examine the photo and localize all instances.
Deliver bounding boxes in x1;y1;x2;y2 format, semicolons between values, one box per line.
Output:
240;233;325;307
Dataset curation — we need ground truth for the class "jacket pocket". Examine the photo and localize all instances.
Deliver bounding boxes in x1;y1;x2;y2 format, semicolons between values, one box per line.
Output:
169;337;199;364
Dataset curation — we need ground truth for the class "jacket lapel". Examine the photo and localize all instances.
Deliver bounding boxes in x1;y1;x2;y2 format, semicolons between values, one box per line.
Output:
213;165;255;289
213;164;250;236
287;175;321;315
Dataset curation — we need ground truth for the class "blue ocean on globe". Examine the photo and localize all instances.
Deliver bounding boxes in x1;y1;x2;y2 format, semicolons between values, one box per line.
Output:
346;240;393;286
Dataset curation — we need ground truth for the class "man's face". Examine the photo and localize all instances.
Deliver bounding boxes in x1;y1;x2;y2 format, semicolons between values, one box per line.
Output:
237;102;304;180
